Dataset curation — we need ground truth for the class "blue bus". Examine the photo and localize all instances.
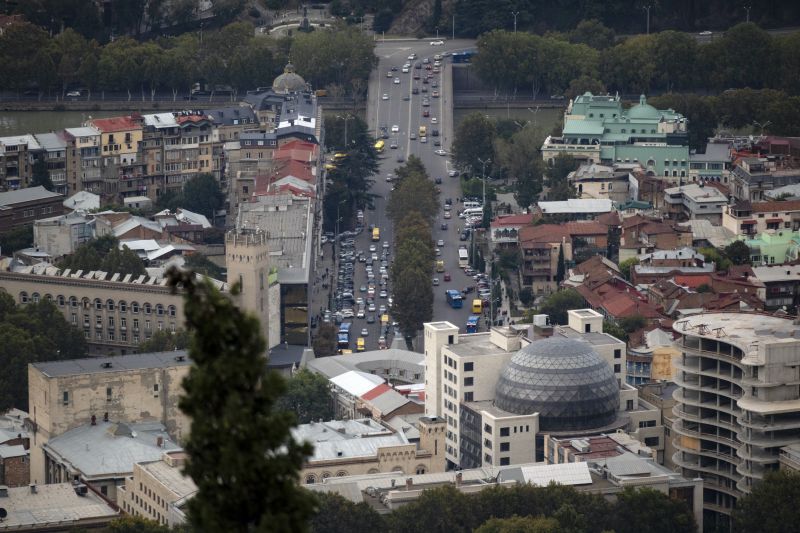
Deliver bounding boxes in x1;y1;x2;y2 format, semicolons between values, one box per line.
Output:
338;322;352;349
466;315;480;333
451;50;477;64
446;289;463;309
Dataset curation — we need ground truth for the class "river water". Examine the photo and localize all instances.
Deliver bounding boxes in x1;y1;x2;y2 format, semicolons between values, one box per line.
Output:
0;111;122;137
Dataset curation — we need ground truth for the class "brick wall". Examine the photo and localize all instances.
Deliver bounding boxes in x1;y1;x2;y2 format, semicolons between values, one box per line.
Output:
0;455;30;487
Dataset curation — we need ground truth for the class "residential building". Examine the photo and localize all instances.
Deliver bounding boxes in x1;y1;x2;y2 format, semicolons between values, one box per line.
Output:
638;381;680;470
62;190;100;213
32;211;93;259
620;215;693;262
568;162;639;203
489;213;533;249
736;229;800;266
0;443;28;487
0;134;41;191
518;224;572;295
33;133;68;195
27;351;193;486
0;186;63;234
63;127;102;197
0;482;118;531
541;93;689;180
678;218;735;249
749;264;800;311
328;371;423;422
723;199;800;236
42;420;179;502
663;183;728;224
85;115;144;202
119;451;195;528
689;141;732;183
632;247;715;285
730;157;800;202
206;106;259;142
536;198;612;219
672;312;800;529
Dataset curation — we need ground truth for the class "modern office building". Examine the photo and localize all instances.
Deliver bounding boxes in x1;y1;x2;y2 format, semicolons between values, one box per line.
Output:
541;93;689;181
672;312;800;529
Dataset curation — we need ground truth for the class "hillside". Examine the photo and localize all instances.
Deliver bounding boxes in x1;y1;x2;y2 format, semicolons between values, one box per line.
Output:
389;0;456;37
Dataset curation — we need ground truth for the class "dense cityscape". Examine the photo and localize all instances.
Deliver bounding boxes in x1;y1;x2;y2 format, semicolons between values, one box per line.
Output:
2;1;800;532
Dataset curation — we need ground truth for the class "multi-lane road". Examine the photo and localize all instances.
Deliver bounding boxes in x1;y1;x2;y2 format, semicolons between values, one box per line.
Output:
331;39;485;351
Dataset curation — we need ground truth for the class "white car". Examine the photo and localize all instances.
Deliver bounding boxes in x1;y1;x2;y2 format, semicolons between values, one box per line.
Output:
361;328;369;337
448;169;458;177
387;71;393;78
431;117;438;124
407;53;417;60
437;239;444;246
435;149;447;156
382;93;389;100
402;67;409;73
66;90;81;97
699;30;713;36
391;125;399;133
430;40;444;46
394;77;400;84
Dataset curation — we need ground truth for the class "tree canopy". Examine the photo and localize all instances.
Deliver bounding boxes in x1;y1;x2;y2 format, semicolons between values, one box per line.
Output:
733;470;800;533
275;369;335;424
535;289;585;325
137;329;191;354
57;235;146;277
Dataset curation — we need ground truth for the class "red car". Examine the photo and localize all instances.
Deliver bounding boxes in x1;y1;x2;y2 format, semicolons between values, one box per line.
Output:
444;273;451;282
423;109;430;117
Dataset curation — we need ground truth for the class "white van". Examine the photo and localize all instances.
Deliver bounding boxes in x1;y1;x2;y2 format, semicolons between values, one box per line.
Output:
463;201;482;209
460;207;484;218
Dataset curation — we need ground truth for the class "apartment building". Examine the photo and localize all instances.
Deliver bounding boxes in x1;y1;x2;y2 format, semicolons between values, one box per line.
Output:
723;199;800;236
672;312;800;530
750;264;800;311
63;127;102;197
34;133;68;195
85;115;145;201
0;186;64;234
663;183;728;224
730;157;800;202
568;162;639;204
0;134;40;191
518;224;572;295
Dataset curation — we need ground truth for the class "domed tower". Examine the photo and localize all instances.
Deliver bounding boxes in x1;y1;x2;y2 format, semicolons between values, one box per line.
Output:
272;62;307;94
494;337;619;432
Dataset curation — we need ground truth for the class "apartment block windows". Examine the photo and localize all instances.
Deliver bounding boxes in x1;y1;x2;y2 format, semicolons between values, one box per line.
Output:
464;362;474;372
500;442;510;452
464;377;474;386
62;391;69;405
500;427;510;437
106;387;112;402
614;349;621;359
153;383;159;398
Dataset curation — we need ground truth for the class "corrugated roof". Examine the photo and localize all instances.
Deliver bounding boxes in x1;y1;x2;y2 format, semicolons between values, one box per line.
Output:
518;462;592;486
0;186;62;206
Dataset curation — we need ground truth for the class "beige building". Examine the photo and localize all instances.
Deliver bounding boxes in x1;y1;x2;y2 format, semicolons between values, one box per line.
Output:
119;450;196;528
0;482;119;530
27;351;192;487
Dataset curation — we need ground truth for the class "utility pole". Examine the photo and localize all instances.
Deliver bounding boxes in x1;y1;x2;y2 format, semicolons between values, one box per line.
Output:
478;157;491;211
643;5;652;35
744;5;752;23
511;11;520;34
337;114;353;148
452;14;455;40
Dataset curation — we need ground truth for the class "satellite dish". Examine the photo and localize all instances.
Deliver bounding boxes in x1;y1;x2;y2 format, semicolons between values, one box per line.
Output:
0;507;7;519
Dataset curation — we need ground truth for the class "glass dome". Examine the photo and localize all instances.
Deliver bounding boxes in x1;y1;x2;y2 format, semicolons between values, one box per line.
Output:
494;337;619;432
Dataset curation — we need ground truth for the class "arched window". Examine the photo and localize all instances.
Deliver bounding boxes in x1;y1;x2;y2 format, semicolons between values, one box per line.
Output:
19;291;29;304
143;303;152;314
44;294;52;302
82;297;90;309
416;465;426;475
168;305;176;317
321;472;331;480
94;298;102;310
107;299;115;311
57;295;65;307
305;474;316;484
155;304;164;316
131;302;140;314
119;301;127;313
69;296;78;308
32;293;40;303
336;471;348;477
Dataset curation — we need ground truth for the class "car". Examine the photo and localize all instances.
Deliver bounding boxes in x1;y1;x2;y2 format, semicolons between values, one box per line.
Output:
432;91;439;98
383;241;390;249
390;141;398;149
361;328;369;337
435;149;447;156
448;169;458;177
432;278;440;285
415;63;422;69
432;129;439;137
397;154;405;163
66;90;81;97
435;248;441;256
368;302;377;312
434;140;441;146
402;95;410;101
360;284;367;293
460;231;469;241
379;305;387;314
444;211;452;219
379;289;388;298
434;176;442;184
434;60;441;67
422;78;429;85
550;94;565;100
386;174;394;182
408;53;417;60
391;124;399;132
402;67;410;73
423;109;430;117
341;309;354;318
382;93;389;100
367;314;376;324
430;40;444;46
444;272;451;282
699;30;713;36
422;100;430;107
391;66;398;71
431;117;438;124
432;81;439;88
410;132;417;140
394;77;401;84
433;67;440;74
437;239;445;246
357;308;366;319
441;222;448;230
387;71;393;78
369;244;377;252
413;73;420;80
420;136;428;143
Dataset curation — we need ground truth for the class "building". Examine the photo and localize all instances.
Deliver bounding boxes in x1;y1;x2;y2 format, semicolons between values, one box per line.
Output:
663;183;728;224
489;213;533;249
0;409;30;488
518;224;572;295
536;198;612;219
541;93;689;180
26;351;193;487
118;450;196;528
672;312;800;529
0;482;119;531
749;264;800;311
723;199;800;236
735;229;800;266
33;132;68;195
32;212;93;259
568;162;639;203
42;420;179;503
0;186;64;235
0;134;41;191
689;141;733;183
63;127;102;197
423;311;653;471
63;190;100;213
632;247;715;286
730;157;800;202
85;115;144;202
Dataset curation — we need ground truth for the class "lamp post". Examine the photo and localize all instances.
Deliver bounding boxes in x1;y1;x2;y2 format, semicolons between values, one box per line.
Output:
745;5;752;22
753;120;772;138
452;14;455;40
336;114;354;149
643;5;652;34
528;106;540;128
511;11;520;33
477;157;491;212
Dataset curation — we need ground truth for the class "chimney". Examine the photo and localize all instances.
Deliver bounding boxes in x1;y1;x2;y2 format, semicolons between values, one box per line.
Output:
91;415;96;426
157;436;164;448
406;478;413;491
455;472;463;487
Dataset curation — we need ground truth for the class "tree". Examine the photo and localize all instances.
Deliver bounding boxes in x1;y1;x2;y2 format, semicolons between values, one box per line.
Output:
106;515;172;532
724;240;752;266
733;470;800;533
618;314;647;335
388;485;476;533
537;289;585;325
310;492;386;533
618;257;639;281
475;516;562;533
184;253;226;280
611;487;696;533
564;75;607;101
137;329;191;353
699;246;732;272
519;288;533;307
275;369;334;424
290;26;377;92
166;269;316;532
452;112;496;178
182;173;224;220
57;237;146;277
0;225;34;254
603;320;628;342
546;154;578;201
569;19;615;50
555;245;565;284
312;323;338;357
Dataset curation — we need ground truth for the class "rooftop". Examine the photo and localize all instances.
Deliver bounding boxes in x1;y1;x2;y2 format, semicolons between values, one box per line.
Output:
674;312;800;348
32;350;190;378
751;263;800;283
445;332;512;358
538;198;613;214
140;454;197;499
330;371;385;397
292;419;409;462
0;186;62;207
34;132;67;151
0;482;118;529
87;115;140;133
307;348;424;381
691;142;733;162
664;183;728;203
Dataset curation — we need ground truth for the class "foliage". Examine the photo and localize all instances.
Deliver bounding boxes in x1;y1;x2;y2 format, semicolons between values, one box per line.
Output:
696;283;713;294
275;369;334;425
166;269;316;532
733;470;800;533
182;173;225;220
309;492;386;533
603;320;628;342
290;26;376;94
555;245;565;284
452;112;496;178
610;487;696;533
0;293;86;411
699;246;732;272
0;225;34;255
388;485;476;533
106;515;172;532
618;257;639;281
137;329;191;353
494;125;545;210
312;323;338;357
184;253;226;280
724;240;752;266
57;236;146;277
569;19;616;50
475;515;561;533
536;289;585;325
618;314;647;334
546;154;578;201
31;158;54;191
518;288;533;307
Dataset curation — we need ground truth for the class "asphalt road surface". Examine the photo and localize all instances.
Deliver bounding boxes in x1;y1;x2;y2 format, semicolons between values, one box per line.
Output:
344;38;483;351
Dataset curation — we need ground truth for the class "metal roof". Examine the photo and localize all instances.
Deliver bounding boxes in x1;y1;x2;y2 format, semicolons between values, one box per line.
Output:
0;482;117;529
516;461;592;486
0;186;62;206
307;349;424;381
330;371;385;397
32;350;190;377
0;443;27;458
538;198;612;214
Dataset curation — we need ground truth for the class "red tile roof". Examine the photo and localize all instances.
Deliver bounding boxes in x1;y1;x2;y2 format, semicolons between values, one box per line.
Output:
492;213;534;227
563;221;608;236
361;383;392;401
596;211;622;227
519;224;570;244
674;274;712;289
88;116;140;133
274;159;314;182
751;200;800;213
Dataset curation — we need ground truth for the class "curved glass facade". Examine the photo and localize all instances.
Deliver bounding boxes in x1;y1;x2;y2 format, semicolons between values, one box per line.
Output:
494;337;619;431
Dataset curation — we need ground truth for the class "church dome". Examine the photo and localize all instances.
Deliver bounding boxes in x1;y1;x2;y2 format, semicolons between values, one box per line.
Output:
272;62;306;93
494;337;619;432
627;94;661;120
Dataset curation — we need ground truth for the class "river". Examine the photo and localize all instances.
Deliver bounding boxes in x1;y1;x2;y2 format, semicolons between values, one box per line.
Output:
0;111;122;137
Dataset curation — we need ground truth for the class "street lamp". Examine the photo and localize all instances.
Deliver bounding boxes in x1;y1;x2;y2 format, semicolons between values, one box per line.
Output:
477;157;491;212
336;114;354;148
744;5;752;23
643;5;652;35
511;11;520;33
527;106;540;128
753;120;772;137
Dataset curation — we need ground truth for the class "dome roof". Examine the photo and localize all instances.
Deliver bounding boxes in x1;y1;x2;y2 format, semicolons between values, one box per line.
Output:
273;62;306;93
494;337;619;432
627;94;660;120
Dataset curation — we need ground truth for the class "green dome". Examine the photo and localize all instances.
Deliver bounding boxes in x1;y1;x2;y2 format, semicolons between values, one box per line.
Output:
627;94;660;120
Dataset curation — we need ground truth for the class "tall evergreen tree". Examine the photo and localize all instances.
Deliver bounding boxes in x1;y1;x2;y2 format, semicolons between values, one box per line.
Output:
166;269;316;532
555;245;565;284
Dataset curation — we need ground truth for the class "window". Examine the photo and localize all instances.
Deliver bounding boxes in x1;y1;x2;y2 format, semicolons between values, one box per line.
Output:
119;301;127;312
62;391;69;405
94;298;102;310
644;437;660;447
500;442;510;452
156;304;164;316
19;292;28;304
499;457;510;466
614;364;621;373
484;424;492;434
32;293;40;303
464;377;474;386
464;362;474;372
131;302;140;313
143;303;152;314
626;399;634;410
614;349;621;359
484;454;492;464
121;317;127;329
106;299;115;311
639;420;657;428
57;295;65;306
106;387;112;402
464;392;474;402
500;427;509;437
153;383;159;398
168;305;176;317
484;438;492;449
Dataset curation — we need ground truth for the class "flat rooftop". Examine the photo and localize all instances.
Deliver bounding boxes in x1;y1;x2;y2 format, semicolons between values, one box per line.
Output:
140;456;197;499
675;312;800;352
447;333;511;357
32;350;190;378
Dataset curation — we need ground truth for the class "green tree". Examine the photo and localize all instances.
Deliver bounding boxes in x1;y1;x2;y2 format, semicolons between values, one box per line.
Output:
569;19;615;50
0;21;51;93
546;154;578;201
184;253;226;280
519;288;533;307
166;269;316;532
452;112;496;178
537;289;585;325
106;515;171;532
733;470;800;533
603;320;628;342
388;485;476;533
290;26;376;92
555;245;565;284
564;75;607;101
475;515;562;533
275;369;334;424
57;236;146;277
0;225;34;255
310;492;386;533
101;245;147;277
611;486;696;533
601;34;655;94
182;173;224;220
724;240;752;266
618;314;647;335
312;323;338;357
699;246;732;272
137;329;191;353
649;93;718;152
696;283;712;294
495;125;544;211
618;257;639;281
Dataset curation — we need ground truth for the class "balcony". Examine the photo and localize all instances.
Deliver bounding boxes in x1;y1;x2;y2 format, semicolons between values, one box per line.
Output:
673;419;739;448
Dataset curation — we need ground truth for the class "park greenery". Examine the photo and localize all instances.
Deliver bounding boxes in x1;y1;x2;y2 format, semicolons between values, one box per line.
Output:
57;235;147;277
0;293;87;412
313;323;338;357
275;368;335;424
137;329;192;353
387;156;438;344
0;20;375;99
527;288;585;325
0;225;34;255
166;268;316;532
